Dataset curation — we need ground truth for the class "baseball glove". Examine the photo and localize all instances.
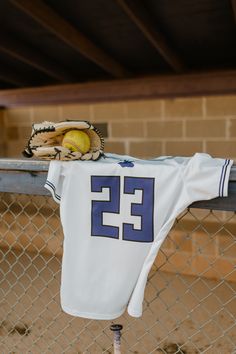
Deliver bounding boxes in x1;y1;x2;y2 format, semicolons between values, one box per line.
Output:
23;120;104;161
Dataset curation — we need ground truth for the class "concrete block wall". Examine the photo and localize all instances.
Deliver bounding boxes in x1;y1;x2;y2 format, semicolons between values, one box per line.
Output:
2;94;236;160
0;109;6;157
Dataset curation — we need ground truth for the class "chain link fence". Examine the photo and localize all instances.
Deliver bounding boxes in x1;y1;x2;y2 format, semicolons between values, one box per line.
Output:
0;161;236;354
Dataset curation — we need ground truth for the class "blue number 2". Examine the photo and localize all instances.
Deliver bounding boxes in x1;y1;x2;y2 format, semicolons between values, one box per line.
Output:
91;176;154;243
91;176;120;239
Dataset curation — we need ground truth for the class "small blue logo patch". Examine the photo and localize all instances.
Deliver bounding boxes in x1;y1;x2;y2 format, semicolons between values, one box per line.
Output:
118;160;134;168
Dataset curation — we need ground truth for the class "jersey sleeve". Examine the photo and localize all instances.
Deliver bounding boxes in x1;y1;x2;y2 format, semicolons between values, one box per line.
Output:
181;153;233;204
44;161;66;204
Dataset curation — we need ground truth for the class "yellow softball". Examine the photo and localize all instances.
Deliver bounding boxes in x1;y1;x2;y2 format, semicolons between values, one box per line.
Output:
62;130;90;154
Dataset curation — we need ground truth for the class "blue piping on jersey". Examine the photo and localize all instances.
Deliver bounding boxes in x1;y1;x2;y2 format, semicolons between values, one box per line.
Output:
219;159;230;197
45;180;61;201
103;153;176;162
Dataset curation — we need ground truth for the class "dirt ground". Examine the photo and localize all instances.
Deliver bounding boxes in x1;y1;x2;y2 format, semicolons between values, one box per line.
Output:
0;249;236;354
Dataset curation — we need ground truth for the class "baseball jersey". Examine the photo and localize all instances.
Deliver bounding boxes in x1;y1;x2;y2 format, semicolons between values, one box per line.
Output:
45;153;233;320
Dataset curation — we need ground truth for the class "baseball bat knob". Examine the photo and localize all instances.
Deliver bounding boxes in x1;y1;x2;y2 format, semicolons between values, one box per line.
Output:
110;324;123;331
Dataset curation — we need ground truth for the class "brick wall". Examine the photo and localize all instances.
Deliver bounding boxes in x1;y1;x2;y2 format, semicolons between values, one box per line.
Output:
1;94;236;282
3;94;236;160
0;108;6;157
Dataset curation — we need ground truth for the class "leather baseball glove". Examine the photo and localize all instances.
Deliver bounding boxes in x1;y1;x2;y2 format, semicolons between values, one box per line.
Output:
23;120;104;161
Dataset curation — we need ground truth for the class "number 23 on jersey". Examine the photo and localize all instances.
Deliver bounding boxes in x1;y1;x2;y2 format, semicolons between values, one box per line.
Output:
91;176;155;243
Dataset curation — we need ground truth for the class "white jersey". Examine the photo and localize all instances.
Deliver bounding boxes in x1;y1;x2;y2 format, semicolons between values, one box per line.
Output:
45;153;233;320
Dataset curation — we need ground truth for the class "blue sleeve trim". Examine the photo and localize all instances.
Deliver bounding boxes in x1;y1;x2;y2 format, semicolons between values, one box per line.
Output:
45;180;61;201
219;159;230;197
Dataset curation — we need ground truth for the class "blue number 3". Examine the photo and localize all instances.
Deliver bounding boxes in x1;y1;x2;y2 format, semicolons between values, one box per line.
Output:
91;176;154;242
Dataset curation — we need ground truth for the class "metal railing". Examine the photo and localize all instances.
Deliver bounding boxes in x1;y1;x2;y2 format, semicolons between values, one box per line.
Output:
0;159;236;354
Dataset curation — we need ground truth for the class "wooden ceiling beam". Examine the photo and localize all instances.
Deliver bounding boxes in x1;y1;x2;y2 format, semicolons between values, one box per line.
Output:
231;0;236;23
10;0;129;78
116;0;185;73
0;64;33;87
0;70;235;107
0;33;74;83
